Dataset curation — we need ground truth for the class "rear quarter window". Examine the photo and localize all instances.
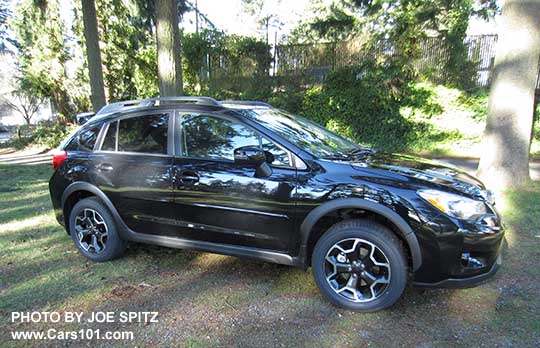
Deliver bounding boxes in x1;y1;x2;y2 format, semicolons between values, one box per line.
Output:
64;124;102;152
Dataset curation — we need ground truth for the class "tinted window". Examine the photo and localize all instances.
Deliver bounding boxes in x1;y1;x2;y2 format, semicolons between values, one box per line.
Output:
101;121;117;151
117;114;168;154
181;114;290;166
261;138;290;166
239;108;358;157
65;124;101;152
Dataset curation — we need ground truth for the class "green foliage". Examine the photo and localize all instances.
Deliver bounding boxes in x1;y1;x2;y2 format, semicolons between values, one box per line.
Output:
360;0;496;89
92;0;157;101
300;60;414;149
7;122;76;150
456;90;489;121
182;29;272;100
287;0;498;90
534;101;540;141
11;0;75;122
297;60;472;152
5;134;33;150
269;75;312;113
307;4;358;42
0;0;11;50
31;121;76;149
287;1;361;43
132;44;159;98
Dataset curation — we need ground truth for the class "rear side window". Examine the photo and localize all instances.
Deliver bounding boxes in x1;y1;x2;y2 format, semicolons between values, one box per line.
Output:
65;124;101;152
116;114;169;154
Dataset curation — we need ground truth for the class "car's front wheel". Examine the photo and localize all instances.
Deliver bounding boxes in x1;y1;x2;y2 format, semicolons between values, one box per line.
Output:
312;219;408;312
69;197;126;262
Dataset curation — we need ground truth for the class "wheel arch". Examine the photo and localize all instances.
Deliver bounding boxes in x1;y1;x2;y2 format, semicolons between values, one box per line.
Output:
299;198;422;271
61;182;127;236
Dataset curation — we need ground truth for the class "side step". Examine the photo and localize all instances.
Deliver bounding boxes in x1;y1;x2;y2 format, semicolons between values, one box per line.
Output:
125;231;302;267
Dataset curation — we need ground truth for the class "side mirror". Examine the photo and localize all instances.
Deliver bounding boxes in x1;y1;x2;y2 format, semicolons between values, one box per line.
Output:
234;146;273;178
234;146;266;166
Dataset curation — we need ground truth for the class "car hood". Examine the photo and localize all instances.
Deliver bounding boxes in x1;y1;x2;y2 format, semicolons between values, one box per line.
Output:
346;151;488;199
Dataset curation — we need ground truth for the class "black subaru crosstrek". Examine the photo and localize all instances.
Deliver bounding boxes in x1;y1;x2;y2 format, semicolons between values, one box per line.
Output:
49;97;504;312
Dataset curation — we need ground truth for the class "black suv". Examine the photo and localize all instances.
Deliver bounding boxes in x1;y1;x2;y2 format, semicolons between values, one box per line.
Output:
49;97;504;312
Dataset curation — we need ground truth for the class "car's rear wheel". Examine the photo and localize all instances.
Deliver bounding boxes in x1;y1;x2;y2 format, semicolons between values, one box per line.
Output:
312;219;407;312
69;197;126;262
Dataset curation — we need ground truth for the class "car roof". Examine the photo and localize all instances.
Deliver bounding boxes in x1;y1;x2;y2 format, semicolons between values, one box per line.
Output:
78;96;316;161
85;97;270;126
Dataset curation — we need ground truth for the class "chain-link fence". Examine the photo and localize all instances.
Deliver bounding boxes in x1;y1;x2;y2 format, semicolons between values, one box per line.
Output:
274;35;504;88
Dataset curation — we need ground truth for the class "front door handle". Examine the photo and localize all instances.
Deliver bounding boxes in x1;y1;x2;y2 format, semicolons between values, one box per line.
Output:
96;163;114;172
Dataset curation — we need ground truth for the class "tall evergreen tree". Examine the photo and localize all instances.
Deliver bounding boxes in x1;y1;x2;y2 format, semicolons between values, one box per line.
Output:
11;0;74;123
155;0;183;96
0;0;11;51
81;0;106;111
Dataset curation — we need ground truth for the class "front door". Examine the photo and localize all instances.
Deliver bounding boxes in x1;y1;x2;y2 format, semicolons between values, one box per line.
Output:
171;113;297;252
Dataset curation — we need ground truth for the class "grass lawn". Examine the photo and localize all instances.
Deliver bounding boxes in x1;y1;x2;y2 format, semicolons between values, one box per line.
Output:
1;161;539;347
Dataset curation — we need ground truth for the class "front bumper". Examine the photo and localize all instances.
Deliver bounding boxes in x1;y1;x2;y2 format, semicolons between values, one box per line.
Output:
410;209;504;286
413;254;501;288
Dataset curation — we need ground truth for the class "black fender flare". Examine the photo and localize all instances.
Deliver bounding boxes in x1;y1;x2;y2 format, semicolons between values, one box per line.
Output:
61;182;130;237
299;198;422;271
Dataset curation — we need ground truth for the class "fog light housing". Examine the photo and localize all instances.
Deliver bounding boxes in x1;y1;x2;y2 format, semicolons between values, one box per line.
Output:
461;252;485;269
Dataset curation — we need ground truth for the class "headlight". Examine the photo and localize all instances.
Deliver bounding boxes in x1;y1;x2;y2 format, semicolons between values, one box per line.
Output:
417;189;487;220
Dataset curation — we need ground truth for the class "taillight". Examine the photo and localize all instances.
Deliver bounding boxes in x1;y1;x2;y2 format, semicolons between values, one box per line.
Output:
52;151;68;171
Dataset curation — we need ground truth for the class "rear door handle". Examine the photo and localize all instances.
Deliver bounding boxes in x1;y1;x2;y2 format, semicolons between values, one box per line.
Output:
96;163;114;172
178;170;199;185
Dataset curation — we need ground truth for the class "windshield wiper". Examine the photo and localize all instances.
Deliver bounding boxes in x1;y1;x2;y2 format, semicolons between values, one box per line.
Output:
348;147;376;157
321;152;350;160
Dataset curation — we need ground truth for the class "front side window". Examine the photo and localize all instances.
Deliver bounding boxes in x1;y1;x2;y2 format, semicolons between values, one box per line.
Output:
239;108;358;158
180;114;290;166
101;121;117;151
65;124;101;152
115;114;169;154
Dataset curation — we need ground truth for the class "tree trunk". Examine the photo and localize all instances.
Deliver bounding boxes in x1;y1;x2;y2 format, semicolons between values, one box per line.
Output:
155;0;183;97
81;0;106;112
477;0;540;189
52;89;74;125
23;112;31;125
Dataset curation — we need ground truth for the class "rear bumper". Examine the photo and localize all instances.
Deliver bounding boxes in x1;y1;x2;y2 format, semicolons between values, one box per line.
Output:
413;254;501;288
49;172;66;227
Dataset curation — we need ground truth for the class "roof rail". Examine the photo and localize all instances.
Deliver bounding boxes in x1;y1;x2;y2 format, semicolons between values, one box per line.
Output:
147;96;221;106
220;100;272;108
96;99;149;116
95;96;221;116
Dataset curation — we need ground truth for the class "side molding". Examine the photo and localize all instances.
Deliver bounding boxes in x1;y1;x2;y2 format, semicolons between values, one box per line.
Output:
61;182;303;268
299;198;422;271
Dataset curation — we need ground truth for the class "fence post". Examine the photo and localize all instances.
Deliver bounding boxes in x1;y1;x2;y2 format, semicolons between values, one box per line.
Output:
273;32;278;76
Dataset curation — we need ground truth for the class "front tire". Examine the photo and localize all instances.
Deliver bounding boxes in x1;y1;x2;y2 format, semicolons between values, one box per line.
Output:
312;219;407;312
69;197;126;262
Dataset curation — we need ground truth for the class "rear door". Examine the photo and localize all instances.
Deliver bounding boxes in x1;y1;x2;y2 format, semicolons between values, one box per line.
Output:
91;111;176;235
171;112;298;252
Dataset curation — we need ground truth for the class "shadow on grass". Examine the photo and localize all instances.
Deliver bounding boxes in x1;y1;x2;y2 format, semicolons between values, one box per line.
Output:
1;165;540;347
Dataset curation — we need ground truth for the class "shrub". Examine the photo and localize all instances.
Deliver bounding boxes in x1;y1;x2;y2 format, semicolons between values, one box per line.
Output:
269;75;314;113
7;121;77;150
32;121;77;149
299;60;421;150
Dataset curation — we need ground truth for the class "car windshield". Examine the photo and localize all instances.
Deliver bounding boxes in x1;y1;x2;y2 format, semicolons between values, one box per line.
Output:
239;108;360;158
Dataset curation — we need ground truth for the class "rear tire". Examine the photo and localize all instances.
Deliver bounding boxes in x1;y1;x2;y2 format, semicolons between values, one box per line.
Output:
69;197;126;262
312;219;407;312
